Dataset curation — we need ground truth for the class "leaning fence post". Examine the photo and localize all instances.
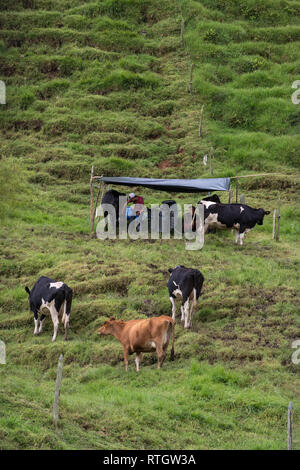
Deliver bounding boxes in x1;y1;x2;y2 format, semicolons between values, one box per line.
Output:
288;402;293;450
235;169;239;203
53;353;64;427
198;105;204;138
272;209;277;239
209;147;213;176
276;198;280;242
180;18;184;46
228;186;233;204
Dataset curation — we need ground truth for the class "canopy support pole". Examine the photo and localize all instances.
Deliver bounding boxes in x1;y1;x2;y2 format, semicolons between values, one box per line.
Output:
92;179;104;232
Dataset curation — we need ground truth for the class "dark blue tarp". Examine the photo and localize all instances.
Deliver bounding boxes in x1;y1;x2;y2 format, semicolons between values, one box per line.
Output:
96;176;230;193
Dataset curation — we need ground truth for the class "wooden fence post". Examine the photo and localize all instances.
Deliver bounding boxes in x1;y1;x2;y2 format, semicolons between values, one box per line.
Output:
198;105;204;138
90;165;94;232
188;64;194;93
180;18;184;46
53;354;64;427
228;186;233;204
288;402;293;450
235;169;239;203
272;209;276;239
209;147;213;176
276;198;280;242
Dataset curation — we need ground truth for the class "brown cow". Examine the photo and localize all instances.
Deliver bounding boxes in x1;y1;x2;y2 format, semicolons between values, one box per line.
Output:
97;316;175;372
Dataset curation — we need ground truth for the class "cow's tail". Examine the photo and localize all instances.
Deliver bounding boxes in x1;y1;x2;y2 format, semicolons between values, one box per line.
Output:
62;287;72;324
193;271;204;304
170;319;175;361
25;286;31;295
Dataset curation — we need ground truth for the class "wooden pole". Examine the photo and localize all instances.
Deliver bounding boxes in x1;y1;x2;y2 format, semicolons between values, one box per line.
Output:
180;18;184;46
189;64;194;93
288;402;293;450
228;185;233;204
276;198;280;241
92;183;102;229
53;354;64;427
235;168;239;203
272;209;276;239
198;105;204;138
90;165;94;232
209;147;213;176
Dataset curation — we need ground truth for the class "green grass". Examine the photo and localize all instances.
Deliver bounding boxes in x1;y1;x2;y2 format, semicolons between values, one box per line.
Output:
0;0;300;450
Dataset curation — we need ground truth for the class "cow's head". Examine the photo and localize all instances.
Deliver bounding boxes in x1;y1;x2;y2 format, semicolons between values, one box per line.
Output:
97;317;116;336
257;209;270;225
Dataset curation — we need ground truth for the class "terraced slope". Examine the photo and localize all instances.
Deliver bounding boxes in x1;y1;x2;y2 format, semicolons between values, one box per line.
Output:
0;0;299;450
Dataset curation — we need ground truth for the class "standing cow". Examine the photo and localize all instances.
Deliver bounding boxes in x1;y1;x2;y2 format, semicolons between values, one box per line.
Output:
98;316;175;371
101;189;126;231
200;201;270;245
168;266;204;329
25;276;72;342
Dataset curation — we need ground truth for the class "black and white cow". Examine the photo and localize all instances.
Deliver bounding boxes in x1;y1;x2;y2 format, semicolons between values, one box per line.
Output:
101;189;126;229
200;201;270;245
25;276;73;342
168;266;204;329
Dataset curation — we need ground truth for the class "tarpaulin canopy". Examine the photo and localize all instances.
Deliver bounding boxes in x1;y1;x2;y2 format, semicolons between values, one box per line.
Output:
95;176;230;193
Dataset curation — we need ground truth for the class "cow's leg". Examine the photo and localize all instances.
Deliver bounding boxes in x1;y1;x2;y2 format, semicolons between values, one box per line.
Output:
170;296;176;320
33;310;39;335
135;353;142;372
38;313;46;334
239;231;245;246
188;300;195;329
49;305;59;342
156;343;166;369
61;301;70;341
235;229;240;244
181;305;185;322
183;298;190;328
123;347;129;372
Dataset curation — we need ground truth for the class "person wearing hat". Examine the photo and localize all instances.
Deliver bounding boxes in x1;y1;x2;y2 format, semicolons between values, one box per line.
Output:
127;192;145;217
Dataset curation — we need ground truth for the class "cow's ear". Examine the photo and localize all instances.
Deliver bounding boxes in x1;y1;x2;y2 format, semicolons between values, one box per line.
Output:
264;210;270;215
25;286;30;295
168;268;173;273
109;316;116;321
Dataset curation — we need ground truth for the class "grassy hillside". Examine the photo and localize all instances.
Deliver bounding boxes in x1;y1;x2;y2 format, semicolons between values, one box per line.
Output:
0;0;300;450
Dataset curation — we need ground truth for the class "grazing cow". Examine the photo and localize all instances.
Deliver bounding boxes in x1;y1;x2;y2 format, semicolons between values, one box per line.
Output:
25;276;72;342
168;266;204;329
200;201;270;245
97;316;175;371
101;189;126;229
